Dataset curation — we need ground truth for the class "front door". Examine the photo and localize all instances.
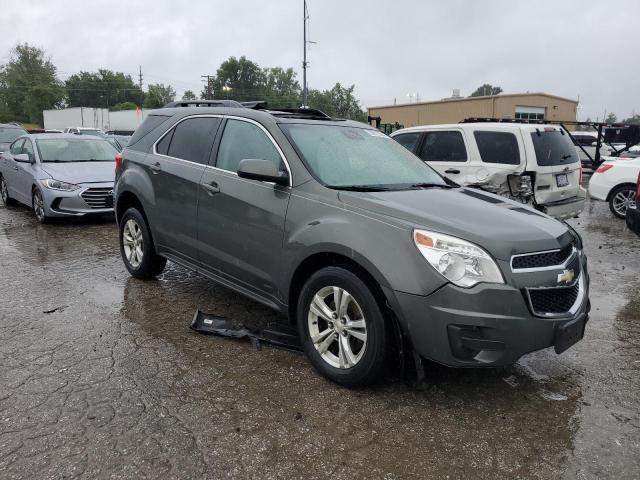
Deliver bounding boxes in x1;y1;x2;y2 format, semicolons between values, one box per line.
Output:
15;138;37;202
197;118;291;301
150;115;222;263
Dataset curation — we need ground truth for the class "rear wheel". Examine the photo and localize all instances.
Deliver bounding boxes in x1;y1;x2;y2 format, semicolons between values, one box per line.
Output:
32;189;48;223
119;207;166;279
297;266;388;387
0;176;14;205
609;185;636;219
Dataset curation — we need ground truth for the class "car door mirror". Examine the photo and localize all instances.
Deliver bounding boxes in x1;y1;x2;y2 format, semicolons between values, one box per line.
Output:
237;159;289;186
14;153;33;163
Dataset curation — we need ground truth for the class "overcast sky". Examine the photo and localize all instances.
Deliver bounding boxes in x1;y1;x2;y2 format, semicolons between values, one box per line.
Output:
3;0;639;120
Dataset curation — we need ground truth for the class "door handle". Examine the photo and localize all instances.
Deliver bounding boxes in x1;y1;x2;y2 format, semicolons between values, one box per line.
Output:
150;161;162;173
13;165;19;171
202;181;220;195
444;168;460;174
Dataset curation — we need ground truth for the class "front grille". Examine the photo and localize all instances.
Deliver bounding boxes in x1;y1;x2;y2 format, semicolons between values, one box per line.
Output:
527;281;580;315
81;187;114;209
512;244;574;270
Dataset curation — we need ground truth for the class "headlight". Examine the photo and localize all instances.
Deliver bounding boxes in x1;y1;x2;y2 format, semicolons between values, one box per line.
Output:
413;229;504;288
40;179;80;191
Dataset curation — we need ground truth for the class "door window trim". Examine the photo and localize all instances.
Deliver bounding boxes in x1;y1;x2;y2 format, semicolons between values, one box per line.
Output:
152;114;224;167
418;129;470;163
211;116;292;187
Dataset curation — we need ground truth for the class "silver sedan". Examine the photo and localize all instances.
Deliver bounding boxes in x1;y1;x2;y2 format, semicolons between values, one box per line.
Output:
0;133;118;223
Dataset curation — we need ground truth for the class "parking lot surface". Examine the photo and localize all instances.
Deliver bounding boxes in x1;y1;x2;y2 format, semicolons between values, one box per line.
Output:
0;199;638;479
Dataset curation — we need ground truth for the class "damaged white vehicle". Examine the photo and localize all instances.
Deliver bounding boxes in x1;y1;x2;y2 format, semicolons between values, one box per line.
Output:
392;122;586;219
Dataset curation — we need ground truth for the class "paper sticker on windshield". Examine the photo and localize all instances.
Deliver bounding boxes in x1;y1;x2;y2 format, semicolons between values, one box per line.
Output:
365;130;387;138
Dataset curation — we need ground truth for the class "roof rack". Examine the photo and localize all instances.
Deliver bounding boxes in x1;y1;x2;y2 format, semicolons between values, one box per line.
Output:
163;99;243;108
241;101;269;109
266;107;332;119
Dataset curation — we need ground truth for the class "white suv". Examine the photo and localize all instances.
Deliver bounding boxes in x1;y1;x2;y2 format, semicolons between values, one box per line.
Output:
391;123;586;219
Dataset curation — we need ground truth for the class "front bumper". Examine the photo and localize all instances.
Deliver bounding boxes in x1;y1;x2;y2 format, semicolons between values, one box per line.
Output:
42;182;114;217
389;255;590;367
539;188;587;219
626;204;640;236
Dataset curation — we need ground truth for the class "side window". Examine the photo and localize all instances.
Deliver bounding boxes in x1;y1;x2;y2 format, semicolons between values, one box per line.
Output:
216;119;282;173
10;139;24;155
165;117;221;164
155;128;174;155
419;131;467;162
473;131;520;165
21;140;35;161
393;132;421;152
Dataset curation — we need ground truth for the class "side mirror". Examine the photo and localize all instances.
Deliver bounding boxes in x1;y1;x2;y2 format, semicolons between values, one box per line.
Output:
14;153;33;163
237;159;289;186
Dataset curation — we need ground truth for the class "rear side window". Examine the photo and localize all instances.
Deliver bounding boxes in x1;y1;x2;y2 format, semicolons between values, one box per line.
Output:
530;130;578;166
419;131;467;162
474;131;520;165
393;132;421;152
155;129;174;155
216;119;282;173
165;117;221;164
128;114;171;147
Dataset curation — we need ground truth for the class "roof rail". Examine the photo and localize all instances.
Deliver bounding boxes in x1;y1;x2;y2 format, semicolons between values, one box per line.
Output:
266;107;331;119
163;99;243;108
241;101;269;109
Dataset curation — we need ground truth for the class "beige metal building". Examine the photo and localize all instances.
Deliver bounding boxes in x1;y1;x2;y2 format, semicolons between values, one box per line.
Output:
367;92;578;128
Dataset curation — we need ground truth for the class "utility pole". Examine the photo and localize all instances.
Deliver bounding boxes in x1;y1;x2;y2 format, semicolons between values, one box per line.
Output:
138;66;143;108
201;75;213;100
302;0;308;108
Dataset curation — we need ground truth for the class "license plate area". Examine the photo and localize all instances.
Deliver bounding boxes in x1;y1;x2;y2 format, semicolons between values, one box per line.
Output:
556;173;569;187
554;316;586;354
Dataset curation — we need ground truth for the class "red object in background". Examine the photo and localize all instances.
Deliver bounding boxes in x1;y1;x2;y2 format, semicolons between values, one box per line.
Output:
596;164;614;174
115;152;123;175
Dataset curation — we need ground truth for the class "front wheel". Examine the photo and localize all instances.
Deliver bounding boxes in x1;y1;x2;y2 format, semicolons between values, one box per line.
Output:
297;266;388;387
32;189;48;223
119;207;166;279
609;185;636;219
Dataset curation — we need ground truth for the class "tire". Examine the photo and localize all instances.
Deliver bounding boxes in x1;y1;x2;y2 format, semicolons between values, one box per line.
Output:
0;176;15;206
608;185;636;219
297;266;388;387
119;207;166;279
32;188;49;223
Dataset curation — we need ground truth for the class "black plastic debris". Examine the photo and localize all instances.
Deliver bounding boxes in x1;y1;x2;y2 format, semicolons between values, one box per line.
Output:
191;310;303;353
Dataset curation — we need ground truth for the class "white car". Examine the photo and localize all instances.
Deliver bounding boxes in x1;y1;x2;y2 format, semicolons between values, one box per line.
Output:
588;157;640;218
63;127;105;136
392;123;586;219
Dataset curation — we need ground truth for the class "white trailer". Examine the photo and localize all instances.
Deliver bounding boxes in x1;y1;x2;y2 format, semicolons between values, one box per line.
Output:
107;109;148;131
43;107;109;130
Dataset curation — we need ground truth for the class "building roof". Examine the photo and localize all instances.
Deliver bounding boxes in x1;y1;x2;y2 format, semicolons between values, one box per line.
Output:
368;92;579;110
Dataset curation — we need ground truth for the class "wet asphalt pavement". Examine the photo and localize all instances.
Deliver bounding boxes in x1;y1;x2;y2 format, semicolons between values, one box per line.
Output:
0;199;638;480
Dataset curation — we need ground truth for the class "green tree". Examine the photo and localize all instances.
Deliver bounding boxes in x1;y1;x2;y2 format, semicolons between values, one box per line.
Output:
202;56;266;101
143;83;175;109
469;84;503;97
65;70;143;108
622;114;640;125
263;67;301;108
0;43;65;125
182;90;197;100
308;83;366;121
110;101;137;111
605;112;618;124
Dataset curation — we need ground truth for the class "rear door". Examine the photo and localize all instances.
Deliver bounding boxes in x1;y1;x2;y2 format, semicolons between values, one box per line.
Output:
415;129;474;183
150;115;222;263
197;117;291;302
525;127;582;204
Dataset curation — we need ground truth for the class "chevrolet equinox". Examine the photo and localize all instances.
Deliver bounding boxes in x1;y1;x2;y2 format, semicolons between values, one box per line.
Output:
114;102;590;387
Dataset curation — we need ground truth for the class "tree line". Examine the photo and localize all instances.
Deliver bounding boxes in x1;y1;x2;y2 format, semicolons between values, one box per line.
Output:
0;44;367;126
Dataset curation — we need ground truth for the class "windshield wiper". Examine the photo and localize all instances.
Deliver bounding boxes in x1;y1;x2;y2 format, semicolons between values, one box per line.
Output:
409;182;452;189
561;154;573;160
330;184;396;192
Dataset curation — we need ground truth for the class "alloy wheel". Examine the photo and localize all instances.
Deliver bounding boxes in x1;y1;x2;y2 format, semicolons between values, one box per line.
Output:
33;190;45;222
122;219;144;268
0;178;7;204
612;189;636;217
307;286;367;369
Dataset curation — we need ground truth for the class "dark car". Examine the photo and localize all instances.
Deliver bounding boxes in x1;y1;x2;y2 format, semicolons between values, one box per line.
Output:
114;104;590;387
625;172;640;236
0;123;28;153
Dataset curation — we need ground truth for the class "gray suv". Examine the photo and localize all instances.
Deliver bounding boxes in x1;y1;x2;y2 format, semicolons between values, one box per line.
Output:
114;103;590;387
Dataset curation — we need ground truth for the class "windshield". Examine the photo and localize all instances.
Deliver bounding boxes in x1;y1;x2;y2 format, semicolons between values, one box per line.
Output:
281;124;447;189
36;138;118;162
530;130;579;166
0;127;27;143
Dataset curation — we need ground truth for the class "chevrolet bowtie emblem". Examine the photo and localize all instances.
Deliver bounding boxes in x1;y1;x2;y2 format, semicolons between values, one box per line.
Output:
557;269;575;284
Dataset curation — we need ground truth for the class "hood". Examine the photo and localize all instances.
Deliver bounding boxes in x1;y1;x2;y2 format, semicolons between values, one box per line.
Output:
338;187;572;260
40;161;115;184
